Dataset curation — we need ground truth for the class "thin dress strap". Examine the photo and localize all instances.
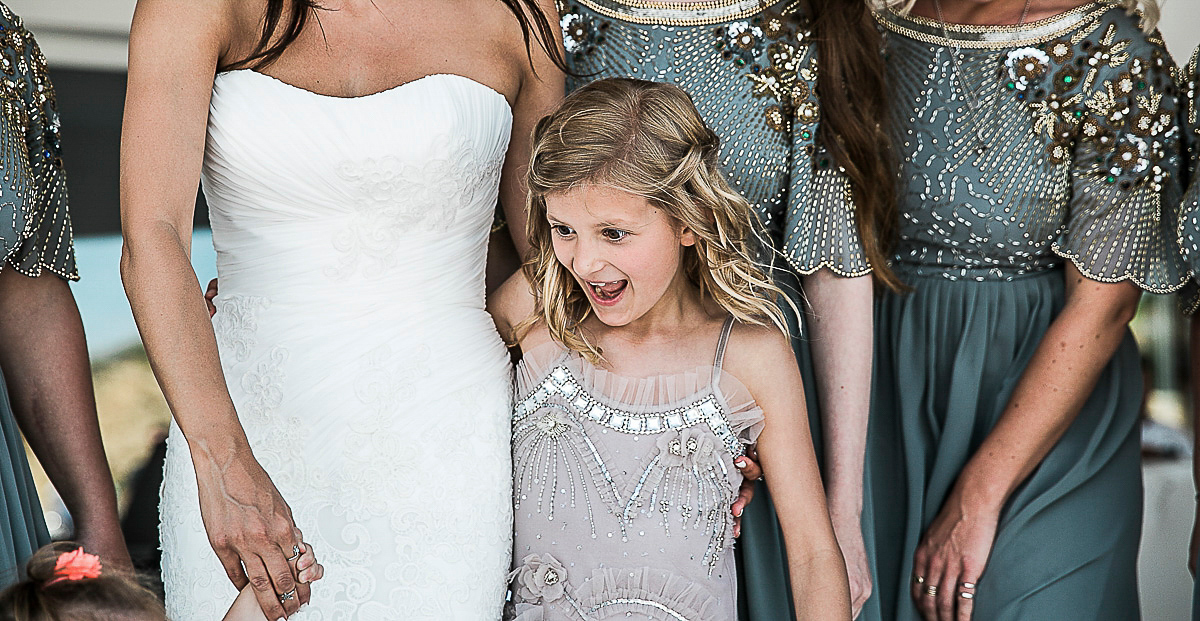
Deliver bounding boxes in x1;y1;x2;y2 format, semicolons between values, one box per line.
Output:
711;315;735;388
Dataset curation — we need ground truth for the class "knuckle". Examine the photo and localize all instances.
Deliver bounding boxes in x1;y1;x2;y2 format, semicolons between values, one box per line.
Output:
249;576;273;592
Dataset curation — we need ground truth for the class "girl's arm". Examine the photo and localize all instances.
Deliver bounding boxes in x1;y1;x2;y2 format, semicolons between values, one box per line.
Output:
496;0;565;260
121;1;305;618
0;270;129;567
912;263;1140;621
800;269;874;615
223;544;324;621
730;325;852;620
1189;314;1200;575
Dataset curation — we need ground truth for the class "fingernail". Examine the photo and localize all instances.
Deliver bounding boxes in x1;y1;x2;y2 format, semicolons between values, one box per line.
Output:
735;458;746;469
735;506;743;517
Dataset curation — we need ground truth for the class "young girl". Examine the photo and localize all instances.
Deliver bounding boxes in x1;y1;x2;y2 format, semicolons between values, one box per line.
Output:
490;78;850;620
0;542;163;620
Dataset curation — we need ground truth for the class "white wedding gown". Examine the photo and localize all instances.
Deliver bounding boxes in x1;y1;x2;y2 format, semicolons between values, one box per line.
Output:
159;70;515;620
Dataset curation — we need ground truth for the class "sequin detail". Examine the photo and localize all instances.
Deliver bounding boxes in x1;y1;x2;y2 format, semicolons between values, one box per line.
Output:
878;4;1187;290
1175;46;1200;313
0;4;75;280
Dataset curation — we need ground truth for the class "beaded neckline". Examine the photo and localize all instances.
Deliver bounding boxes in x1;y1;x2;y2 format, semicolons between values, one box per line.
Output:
574;0;770;26
875;1;1110;49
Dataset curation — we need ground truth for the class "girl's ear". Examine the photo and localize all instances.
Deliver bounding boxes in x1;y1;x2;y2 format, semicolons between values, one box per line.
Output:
680;228;697;247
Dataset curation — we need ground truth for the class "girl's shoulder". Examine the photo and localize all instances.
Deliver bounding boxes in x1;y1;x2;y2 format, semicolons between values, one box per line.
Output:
719;320;799;399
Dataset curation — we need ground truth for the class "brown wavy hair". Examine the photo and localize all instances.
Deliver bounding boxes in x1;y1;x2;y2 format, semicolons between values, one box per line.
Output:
518;78;794;362
0;542;165;621
811;0;902;290
220;0;567;72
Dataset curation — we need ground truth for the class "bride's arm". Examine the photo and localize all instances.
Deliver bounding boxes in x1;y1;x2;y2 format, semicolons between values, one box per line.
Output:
497;0;565;261
121;1;307;619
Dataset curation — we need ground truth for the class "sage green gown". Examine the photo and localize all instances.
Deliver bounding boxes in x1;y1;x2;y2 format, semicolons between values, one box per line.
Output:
865;4;1187;620
558;2;869;617
1173;43;1200;621
0;3;73;585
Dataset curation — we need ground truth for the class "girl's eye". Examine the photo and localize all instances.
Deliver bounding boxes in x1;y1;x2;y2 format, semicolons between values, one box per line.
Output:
551;224;575;237
602;229;629;242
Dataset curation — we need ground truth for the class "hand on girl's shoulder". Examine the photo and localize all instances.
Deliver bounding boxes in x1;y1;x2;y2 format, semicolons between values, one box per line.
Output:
488;270;538;344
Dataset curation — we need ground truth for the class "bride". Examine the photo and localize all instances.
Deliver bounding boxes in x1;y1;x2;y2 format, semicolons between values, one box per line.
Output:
119;0;563;618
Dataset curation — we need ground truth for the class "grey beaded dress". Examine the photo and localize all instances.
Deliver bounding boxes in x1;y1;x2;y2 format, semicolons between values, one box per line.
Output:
1174;44;1200;621
0;3;71;585
865;4;1187;620
506;319;763;620
557;3;869;617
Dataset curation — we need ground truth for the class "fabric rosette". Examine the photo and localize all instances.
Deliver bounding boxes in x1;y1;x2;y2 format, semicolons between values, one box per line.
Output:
656;428;717;469
510;553;569;603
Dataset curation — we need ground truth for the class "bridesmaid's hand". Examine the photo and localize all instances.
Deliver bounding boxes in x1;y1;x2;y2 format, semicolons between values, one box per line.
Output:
206;278;219;317
732;449;762;537
911;487;999;621
195;445;307;620
829;514;871;619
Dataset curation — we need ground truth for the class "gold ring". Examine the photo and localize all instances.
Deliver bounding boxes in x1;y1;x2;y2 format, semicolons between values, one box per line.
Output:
925;585;938;597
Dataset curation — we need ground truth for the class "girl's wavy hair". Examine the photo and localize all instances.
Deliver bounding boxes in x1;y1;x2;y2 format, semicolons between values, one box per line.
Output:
878;0;1160;31
0;542;165;621
518;78;793;362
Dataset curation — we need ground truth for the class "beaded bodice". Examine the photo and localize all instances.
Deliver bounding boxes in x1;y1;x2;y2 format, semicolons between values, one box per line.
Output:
0;2;75;280
1175;47;1200;312
507;320;764;621
558;0;869;276
878;2;1186;289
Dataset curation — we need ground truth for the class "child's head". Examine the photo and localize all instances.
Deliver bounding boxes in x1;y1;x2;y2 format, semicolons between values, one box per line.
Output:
0;542;165;621
522;78;788;360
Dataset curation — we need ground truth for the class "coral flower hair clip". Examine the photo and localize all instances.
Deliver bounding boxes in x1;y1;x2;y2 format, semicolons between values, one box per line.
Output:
45;547;102;586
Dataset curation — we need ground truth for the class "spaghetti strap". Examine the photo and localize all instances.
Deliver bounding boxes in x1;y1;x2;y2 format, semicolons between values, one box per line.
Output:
711;315;735;387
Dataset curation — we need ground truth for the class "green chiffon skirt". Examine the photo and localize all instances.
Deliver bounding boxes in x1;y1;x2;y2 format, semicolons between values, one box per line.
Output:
0;367;50;586
860;269;1142;621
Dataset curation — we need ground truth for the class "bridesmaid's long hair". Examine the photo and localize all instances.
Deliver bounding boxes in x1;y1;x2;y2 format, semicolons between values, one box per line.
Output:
811;0;902;291
220;0;567;71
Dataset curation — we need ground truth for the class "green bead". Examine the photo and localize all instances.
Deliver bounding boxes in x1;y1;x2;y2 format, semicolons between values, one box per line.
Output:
801;130;812;139
1136;80;1147;90
715;40;724;49
1063;75;1073;83
1106;175;1117;183
1007;82;1016;90
735;58;746;67
1074;110;1083;118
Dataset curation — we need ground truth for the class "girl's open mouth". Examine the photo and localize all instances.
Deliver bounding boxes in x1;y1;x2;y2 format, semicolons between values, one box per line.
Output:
586;280;627;306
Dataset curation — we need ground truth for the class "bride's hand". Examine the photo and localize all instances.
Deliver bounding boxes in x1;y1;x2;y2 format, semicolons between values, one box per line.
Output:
194;444;307;620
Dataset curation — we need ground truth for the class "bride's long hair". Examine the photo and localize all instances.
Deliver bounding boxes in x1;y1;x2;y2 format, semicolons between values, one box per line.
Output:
219;0;566;71
517;78;793;363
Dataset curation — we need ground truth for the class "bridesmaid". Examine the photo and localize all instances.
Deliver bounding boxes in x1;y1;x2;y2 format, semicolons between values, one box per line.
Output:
0;2;130;581
1179;43;1200;621
536;2;900;617
867;0;1185;620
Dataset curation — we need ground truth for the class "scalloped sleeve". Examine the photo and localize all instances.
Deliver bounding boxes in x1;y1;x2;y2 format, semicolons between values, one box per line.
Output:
779;42;870;278
0;25;76;281
1051;33;1186;293
1176;46;1200;313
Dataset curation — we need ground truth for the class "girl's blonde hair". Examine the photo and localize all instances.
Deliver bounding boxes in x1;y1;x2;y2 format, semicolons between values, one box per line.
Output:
518;78;792;362
878;0;1160;31
0;542;165;621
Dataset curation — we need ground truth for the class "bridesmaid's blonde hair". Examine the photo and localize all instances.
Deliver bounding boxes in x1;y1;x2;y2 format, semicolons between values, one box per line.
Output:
518;78;791;363
879;0;1160;31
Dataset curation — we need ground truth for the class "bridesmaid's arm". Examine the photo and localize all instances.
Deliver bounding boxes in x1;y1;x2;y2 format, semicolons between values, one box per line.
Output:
497;0;565;261
0;270;129;568
800;269;874;615
121;1;306;618
911;263;1140;621
1189;315;1200;574
728;325;852;621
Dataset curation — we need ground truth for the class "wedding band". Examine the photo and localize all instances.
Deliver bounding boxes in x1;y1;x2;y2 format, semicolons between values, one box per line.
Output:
960;581;976;589
914;575;926;585
925;585;938;597
286;545;301;562
960;591;975;600
279;588;296;602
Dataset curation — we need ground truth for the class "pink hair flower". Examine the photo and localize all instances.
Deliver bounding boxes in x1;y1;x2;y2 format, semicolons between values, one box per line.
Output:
46;548;102;585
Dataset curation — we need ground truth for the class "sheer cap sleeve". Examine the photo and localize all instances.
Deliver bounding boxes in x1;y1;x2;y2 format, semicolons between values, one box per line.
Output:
777;4;870;278
0;7;76;281
1047;14;1186;292
1176;46;1200;313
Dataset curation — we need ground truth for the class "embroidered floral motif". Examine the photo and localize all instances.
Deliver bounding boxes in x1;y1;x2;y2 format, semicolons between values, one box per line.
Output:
212;294;271;363
560;9;609;58
510;554;568;603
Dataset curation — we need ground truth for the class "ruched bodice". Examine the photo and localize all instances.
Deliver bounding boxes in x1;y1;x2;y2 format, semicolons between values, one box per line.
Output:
160;71;517;620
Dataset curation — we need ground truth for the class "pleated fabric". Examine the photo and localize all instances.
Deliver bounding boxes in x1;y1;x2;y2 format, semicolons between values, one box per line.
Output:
0;368;50;587
865;271;1142;621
